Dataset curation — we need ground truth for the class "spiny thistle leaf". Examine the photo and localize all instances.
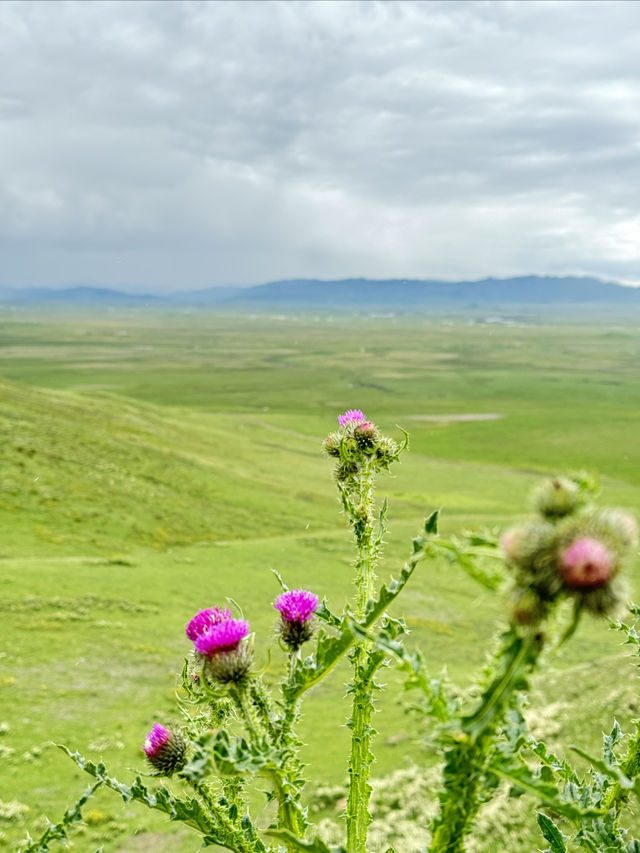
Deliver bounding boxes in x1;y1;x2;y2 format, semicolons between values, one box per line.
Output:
537;812;567;853
58;745;234;844
212;730;283;776
179;731;216;781
490;757;604;820
22;780;103;852
569;745;634;789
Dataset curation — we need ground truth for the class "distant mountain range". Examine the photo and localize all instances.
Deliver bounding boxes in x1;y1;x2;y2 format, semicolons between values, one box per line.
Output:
1;276;639;310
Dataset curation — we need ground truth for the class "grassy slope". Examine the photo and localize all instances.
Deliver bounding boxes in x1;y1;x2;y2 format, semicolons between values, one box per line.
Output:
0;312;639;851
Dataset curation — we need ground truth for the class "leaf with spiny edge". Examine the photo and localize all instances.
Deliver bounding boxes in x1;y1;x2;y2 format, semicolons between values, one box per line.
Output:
58;745;254;848
22;780;104;852
490;756;604;820
537;812;568;853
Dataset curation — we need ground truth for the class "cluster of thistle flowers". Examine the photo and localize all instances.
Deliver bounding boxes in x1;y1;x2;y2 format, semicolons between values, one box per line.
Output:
322;409;399;483
501;476;638;625
141;589;319;775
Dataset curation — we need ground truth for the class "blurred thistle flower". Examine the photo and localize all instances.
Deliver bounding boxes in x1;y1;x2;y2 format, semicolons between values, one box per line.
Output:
560;537;614;590
338;409;366;428
322;431;342;457
275;589;319;650
194;617;252;684
143;723;187;776
185;606;232;641
533;476;582;519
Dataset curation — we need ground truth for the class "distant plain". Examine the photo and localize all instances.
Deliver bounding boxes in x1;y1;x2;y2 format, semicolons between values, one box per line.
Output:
1;308;639;851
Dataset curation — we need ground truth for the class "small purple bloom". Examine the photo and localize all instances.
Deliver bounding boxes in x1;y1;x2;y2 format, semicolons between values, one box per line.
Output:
275;589;319;623
338;409;366;428
186;607;232;641
195;618;250;657
143;722;171;758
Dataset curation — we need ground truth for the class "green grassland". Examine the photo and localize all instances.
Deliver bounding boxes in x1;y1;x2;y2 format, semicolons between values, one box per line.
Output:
1;309;640;851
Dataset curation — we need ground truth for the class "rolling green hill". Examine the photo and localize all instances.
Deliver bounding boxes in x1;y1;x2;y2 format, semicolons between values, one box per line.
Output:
1;312;639;851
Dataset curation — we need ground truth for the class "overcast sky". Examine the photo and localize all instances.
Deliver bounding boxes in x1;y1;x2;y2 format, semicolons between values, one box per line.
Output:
1;0;639;292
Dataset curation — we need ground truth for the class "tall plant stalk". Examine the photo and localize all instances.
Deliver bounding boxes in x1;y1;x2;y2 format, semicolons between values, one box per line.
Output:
345;458;378;853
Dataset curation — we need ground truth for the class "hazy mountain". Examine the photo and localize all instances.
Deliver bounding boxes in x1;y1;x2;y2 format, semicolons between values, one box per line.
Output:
1;276;638;309
235;276;640;308
0;286;161;305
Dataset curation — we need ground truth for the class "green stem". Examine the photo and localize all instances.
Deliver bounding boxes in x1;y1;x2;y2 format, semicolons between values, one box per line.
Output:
346;459;377;853
269;768;305;842
279;650;302;745
428;629;544;853
248;678;279;742
229;682;260;745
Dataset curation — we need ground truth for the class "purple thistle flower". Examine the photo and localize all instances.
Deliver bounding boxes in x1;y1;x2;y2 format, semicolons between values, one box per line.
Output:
195;618;250;658
185;607;232;641
275;589;319;623
143;722;171;758
142;722;187;776
338;409;366;428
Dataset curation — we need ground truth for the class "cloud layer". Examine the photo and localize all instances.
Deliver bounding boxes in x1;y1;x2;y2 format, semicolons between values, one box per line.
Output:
1;0;639;290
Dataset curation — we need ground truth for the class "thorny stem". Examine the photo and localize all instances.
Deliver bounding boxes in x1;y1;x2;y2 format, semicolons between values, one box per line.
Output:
229;682;260;745
186;778;254;853
268;768;306;845
428;629;544;853
346;458;378;853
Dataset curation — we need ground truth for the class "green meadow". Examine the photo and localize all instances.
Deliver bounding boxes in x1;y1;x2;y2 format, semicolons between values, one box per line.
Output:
1;309;640;851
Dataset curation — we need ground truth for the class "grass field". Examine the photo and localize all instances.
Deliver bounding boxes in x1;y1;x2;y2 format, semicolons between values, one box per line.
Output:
1;308;640;851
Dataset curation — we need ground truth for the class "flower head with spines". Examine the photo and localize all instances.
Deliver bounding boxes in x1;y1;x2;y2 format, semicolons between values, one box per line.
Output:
275;589;319;651
143;723;187;776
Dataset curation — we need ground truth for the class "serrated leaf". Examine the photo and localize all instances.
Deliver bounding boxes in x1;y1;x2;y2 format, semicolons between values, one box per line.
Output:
603;720;624;767
491;758;604;820
22;780;104;852
58;745;238;843
212;730;283;776
424;509;439;535
537;813;567;852
570;745;634;788
315;599;341;629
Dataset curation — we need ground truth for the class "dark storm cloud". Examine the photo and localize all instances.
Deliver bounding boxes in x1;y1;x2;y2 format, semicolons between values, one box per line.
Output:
1;0;639;290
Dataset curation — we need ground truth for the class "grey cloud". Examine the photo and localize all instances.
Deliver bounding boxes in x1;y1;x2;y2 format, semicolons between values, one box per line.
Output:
0;0;639;289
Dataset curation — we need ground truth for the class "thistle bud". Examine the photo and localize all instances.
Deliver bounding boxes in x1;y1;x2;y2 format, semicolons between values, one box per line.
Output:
375;436;399;467
354;420;380;452
500;527;525;563
193;616;252;684
533;477;581;519
322;432;342;458
560;537;614;591
274;589;319;651
143;723;187;776
334;460;360;482
598;509;639;551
